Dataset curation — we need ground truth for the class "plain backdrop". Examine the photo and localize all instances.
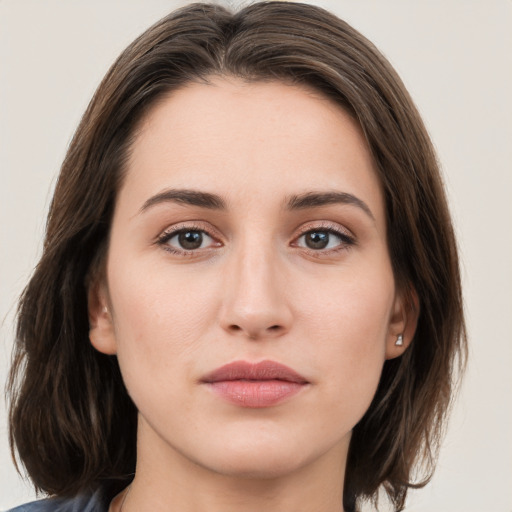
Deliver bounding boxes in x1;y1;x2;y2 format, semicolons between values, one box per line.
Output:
1;1;511;510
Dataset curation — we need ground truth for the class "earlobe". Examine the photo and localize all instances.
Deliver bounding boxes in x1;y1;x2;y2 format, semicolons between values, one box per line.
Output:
87;281;117;355
385;286;419;360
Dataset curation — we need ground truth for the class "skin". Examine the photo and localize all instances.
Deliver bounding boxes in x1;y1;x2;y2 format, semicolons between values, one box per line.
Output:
89;77;416;512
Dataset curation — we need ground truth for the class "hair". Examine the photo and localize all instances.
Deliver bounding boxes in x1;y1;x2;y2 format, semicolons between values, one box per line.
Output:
7;2;466;511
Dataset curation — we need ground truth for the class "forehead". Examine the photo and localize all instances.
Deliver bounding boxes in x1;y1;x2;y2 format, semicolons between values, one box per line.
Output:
120;77;384;224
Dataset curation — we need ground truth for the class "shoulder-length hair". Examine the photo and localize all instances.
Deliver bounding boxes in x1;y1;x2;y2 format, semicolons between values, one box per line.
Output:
8;2;466;511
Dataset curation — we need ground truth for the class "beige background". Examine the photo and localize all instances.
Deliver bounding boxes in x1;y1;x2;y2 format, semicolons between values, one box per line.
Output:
1;1;511;510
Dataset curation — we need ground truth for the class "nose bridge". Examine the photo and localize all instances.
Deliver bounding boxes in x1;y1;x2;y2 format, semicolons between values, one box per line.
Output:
236;237;277;302
220;231;291;338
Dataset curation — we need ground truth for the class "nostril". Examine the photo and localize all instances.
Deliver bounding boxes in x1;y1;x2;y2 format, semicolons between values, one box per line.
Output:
227;324;283;337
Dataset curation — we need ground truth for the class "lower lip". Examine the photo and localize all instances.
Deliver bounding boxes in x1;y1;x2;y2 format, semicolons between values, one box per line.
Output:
206;380;306;408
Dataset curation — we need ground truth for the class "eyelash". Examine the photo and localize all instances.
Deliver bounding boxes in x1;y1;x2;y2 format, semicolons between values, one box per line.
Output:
156;221;356;258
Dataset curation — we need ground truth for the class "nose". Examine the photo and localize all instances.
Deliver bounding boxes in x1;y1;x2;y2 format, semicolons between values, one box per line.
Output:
219;242;293;340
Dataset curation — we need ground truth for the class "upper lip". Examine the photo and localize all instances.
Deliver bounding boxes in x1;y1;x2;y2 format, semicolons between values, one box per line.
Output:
201;360;309;384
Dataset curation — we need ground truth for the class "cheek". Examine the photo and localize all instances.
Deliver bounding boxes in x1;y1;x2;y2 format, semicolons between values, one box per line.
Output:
297;264;394;415
300;262;394;347
106;259;221;385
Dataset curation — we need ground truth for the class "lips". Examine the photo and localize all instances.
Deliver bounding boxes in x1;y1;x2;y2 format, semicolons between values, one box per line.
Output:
201;360;309;408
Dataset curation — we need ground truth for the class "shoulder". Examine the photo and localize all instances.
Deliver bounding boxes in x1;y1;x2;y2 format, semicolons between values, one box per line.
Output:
6;486;114;512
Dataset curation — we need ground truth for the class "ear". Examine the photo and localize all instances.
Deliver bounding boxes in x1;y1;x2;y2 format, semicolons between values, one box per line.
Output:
87;279;118;355
385;285;419;360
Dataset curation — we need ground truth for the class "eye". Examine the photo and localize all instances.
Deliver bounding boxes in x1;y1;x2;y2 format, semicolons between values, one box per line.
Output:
295;228;354;251
158;228;217;253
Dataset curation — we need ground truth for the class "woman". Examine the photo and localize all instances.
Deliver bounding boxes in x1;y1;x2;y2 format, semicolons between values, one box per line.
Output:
7;2;466;511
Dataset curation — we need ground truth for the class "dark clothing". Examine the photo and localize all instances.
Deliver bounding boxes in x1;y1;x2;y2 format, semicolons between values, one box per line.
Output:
7;484;120;512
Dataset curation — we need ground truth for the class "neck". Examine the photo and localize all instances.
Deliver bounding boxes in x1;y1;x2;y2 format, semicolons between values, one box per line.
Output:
121;418;348;512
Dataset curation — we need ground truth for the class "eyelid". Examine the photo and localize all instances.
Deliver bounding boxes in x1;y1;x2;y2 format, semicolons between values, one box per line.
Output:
294;220;354;238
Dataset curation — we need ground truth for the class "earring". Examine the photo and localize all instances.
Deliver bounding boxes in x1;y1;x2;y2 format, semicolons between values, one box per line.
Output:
102;306;108;314
395;334;403;346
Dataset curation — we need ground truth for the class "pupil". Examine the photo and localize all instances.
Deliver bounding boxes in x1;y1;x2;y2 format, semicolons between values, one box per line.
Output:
178;231;203;250
306;231;329;249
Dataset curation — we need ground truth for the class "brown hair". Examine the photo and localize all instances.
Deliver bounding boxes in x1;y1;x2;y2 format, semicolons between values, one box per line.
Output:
7;2;466;511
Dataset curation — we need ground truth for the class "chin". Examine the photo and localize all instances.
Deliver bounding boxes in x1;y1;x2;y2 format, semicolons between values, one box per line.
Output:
207;454;307;480
192;434;323;480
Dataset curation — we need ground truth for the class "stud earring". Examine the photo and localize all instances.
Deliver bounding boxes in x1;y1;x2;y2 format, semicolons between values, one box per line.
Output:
102;306;108;314
395;334;403;346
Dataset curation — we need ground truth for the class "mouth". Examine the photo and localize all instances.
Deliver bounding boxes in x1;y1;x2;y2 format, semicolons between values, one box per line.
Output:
201;360;309;408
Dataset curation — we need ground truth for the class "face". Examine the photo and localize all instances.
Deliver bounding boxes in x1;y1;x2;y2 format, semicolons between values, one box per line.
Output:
89;77;411;480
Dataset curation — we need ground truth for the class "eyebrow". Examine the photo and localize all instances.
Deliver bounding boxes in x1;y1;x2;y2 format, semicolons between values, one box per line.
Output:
140;188;227;213
286;191;375;221
139;188;374;221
